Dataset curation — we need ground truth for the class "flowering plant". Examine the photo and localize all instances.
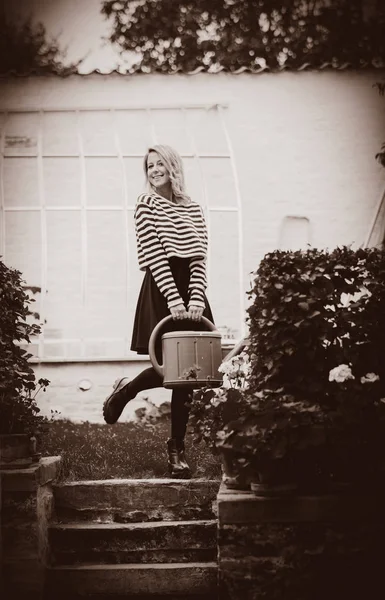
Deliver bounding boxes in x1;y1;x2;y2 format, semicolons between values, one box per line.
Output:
189;352;251;454
218;351;251;389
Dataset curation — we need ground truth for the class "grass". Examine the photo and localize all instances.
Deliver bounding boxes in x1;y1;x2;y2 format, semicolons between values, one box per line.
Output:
41;418;221;482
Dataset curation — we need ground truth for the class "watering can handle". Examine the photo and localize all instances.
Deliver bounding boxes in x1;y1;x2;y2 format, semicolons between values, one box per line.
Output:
148;315;218;377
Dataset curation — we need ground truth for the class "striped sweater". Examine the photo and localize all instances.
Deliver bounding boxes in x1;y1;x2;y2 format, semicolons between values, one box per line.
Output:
134;193;208;309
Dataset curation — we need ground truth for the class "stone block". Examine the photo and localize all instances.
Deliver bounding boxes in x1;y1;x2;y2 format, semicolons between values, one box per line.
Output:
54;478;220;523
1;456;61;600
50;519;217;565
45;562;218;597
1;457;61;493
217;483;385;525
217;485;385;600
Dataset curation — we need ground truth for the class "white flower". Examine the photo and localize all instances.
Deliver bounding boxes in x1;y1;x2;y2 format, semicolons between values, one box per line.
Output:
329;364;355;383
218;351;250;389
360;373;380;384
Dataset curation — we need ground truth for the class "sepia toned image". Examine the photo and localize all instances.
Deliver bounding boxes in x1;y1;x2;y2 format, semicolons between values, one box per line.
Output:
0;1;385;599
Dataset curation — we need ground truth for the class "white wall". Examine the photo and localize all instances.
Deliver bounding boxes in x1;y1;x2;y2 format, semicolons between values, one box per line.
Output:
1;70;383;277
1;71;384;421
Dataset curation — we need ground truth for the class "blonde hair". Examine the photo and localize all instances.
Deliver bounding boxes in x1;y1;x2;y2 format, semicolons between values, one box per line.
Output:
143;144;191;205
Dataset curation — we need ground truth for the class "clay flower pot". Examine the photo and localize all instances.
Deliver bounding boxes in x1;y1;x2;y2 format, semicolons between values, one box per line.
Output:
220;447;251;491
250;460;297;497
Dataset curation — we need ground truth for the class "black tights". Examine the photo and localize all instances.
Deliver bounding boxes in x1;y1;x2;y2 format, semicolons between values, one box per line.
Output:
124;367;191;440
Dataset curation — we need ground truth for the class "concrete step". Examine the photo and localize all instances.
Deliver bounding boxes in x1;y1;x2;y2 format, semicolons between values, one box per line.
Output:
53;478;219;523
49;519;217;565
45;562;218;597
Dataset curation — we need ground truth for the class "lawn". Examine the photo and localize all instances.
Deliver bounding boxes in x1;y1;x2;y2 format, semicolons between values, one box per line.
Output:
41;418;221;482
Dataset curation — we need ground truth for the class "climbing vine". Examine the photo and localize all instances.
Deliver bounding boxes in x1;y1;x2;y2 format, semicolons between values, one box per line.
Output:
102;0;385;72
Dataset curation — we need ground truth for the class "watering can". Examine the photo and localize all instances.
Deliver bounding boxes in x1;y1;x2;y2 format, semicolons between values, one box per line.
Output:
148;315;223;389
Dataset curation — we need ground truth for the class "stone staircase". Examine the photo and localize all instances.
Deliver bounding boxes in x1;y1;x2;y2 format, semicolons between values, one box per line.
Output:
45;478;220;599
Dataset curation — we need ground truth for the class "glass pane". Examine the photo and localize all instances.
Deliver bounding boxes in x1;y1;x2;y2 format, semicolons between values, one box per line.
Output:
183;157;204;205
80;111;116;155
200;158;237;207
3;112;39;156
151;109;192;155
42;111;79;155
84;339;126;359
85;211;128;338
127;208;143;341
85;158;124;206
124;157;146;204
209;211;241;337
44;158;82;207
187;108;228;155
5;211;41;287
45;211;83;339
3;158;40;207
116;110;153;155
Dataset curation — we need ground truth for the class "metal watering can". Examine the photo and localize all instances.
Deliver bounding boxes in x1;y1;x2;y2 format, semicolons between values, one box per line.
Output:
148;315;223;389
148;316;250;389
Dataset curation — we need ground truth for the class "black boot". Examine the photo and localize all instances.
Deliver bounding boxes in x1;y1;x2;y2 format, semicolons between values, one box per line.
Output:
167;438;191;479
103;377;131;424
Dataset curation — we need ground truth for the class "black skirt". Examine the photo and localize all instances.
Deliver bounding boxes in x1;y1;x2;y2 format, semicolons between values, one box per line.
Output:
131;257;214;355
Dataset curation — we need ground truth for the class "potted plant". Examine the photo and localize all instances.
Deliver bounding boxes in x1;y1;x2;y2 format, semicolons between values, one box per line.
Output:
0;259;50;469
217;389;332;496
190;351;253;489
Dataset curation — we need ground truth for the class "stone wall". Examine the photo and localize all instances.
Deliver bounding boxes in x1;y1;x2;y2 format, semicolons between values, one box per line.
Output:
217;484;385;600
1;457;61;600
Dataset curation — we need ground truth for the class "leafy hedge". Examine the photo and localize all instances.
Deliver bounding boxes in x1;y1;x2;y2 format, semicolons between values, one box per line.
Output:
0;259;49;434
247;246;385;405
215;246;385;488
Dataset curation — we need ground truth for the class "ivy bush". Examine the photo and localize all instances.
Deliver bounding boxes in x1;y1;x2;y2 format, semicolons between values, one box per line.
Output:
218;246;385;489
247;246;385;399
0;259;50;435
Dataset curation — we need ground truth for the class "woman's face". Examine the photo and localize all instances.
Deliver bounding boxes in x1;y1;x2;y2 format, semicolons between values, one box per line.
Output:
146;151;170;190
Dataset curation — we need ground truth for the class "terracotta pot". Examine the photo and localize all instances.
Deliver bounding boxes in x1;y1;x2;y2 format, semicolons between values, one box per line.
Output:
220;447;250;491
250;459;297;496
0;433;39;470
250;481;297;497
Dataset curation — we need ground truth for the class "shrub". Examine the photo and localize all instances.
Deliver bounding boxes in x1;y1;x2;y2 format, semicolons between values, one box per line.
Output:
0;259;50;435
219;246;385;489
247;246;385;403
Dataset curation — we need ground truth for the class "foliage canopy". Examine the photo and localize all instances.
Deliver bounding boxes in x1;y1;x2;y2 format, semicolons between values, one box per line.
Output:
102;0;385;72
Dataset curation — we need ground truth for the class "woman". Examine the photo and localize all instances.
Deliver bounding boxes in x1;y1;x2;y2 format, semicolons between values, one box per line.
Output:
103;144;214;479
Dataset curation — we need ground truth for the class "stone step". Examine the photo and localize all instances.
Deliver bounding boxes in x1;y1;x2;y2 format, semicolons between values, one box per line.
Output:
53;478;219;523
45;562;218;597
49;519;217;565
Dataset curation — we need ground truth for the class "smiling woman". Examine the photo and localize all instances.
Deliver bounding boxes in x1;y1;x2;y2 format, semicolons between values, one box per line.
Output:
103;144;215;479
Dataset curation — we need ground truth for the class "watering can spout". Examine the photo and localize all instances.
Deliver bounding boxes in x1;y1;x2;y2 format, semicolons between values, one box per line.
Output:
222;337;249;363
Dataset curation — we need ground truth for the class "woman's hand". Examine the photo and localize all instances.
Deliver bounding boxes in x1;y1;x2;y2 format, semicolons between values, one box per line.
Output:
188;304;204;322
170;303;189;320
